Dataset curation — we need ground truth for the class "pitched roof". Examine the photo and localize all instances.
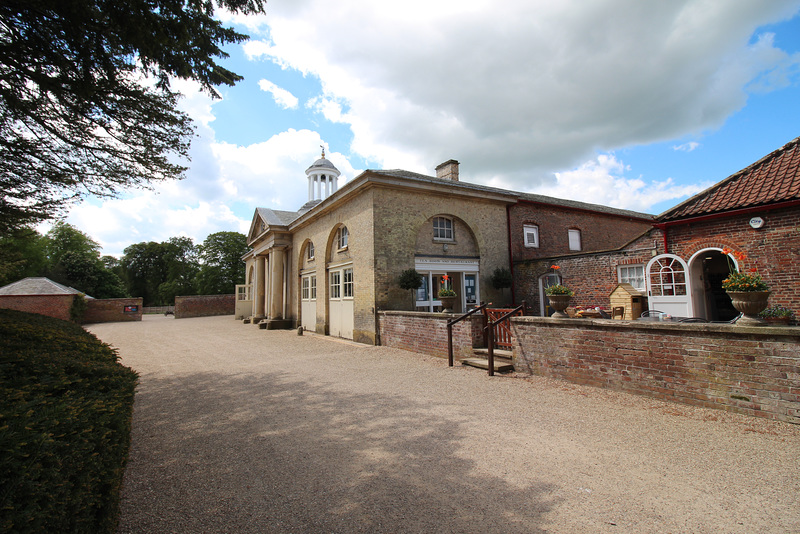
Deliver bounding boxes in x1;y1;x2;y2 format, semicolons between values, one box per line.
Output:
0;277;90;297
659;136;800;221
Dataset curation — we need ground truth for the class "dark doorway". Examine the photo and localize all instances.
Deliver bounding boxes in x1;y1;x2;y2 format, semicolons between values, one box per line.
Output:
699;252;738;321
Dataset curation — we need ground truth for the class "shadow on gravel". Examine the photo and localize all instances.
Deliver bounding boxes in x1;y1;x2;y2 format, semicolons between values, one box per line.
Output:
118;371;558;533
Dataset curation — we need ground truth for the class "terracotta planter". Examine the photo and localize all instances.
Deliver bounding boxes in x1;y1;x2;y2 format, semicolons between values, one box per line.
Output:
439;296;456;313
727;291;770;326
763;316;791;326
547;294;572;318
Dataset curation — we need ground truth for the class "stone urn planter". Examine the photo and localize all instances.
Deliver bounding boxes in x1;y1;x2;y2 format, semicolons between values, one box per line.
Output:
727;291;770;326
548;295;572;319
439;296;457;313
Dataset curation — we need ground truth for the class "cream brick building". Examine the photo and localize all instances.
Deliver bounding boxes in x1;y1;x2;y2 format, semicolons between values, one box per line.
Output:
243;153;517;344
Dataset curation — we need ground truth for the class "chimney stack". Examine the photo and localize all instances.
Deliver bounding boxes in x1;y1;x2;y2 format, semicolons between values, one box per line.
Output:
435;159;459;181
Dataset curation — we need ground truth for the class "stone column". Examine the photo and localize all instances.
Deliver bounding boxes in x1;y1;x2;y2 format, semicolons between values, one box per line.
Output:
254;255;266;318
269;248;284;319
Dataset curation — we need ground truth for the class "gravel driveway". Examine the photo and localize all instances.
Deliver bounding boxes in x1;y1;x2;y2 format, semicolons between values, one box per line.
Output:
88;315;800;533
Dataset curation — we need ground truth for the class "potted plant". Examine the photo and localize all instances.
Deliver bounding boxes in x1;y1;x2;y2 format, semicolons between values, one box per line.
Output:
720;248;769;326
758;305;794;326
545;265;573;318
438;274;457;313
398;268;423;310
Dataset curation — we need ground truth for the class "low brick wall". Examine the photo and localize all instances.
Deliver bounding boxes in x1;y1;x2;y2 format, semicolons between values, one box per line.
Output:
0;294;74;322
84;298;143;323
174;294;235;319
511;317;800;423
379;311;484;360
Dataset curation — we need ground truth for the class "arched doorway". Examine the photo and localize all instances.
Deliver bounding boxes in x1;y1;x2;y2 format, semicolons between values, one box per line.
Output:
688;249;739;321
646;254;691;317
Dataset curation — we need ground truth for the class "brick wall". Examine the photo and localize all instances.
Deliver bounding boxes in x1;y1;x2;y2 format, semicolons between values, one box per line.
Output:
509;200;653;262
664;206;800;319
379;311;484;360
511;317;800;423
174;294;235;319
84;298;143;323
0;294;74;321
514;230;664;314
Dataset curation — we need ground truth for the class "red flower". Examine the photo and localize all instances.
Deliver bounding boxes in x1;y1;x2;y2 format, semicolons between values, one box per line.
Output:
550;265;560;270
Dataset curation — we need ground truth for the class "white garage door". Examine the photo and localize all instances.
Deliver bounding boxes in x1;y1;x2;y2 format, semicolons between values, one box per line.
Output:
329;266;354;339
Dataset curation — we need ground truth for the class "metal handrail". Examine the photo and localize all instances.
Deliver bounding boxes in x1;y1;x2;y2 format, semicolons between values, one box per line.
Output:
446;302;488;367
483;301;526;376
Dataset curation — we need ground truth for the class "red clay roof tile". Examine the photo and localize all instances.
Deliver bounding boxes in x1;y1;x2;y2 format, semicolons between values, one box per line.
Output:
660;136;800;221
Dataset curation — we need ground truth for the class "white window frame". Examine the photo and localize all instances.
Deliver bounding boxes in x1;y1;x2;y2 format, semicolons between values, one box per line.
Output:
337;226;349;250
330;270;341;299
568;229;582;251
343;268;354;298
302;276;310;300
523;224;539;248
307;242;315;261
310;275;317;300
617;264;645;291
433;217;454;241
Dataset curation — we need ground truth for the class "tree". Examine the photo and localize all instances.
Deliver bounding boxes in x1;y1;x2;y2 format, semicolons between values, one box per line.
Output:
0;227;48;286
196;231;249;294
121;237;199;305
0;0;267;232
43;223;126;298
398;269;423;310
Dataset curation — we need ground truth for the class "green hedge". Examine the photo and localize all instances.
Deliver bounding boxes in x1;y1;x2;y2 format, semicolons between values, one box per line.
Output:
0;309;138;533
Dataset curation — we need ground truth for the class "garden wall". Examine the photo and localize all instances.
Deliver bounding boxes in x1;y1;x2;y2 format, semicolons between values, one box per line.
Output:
174;294;235;319
379;311;485;360
511;317;800;423
0;294;74;322
84;298;143;323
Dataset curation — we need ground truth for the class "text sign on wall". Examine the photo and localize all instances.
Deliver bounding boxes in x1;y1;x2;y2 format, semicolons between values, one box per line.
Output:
123;305;138;313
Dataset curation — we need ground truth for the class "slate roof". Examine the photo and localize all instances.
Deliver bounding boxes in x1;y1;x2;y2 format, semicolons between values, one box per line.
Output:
255;207;300;227
0;277;91;297
659;136;800;221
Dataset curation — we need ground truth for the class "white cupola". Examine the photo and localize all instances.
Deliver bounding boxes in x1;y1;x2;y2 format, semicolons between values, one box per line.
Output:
305;146;341;201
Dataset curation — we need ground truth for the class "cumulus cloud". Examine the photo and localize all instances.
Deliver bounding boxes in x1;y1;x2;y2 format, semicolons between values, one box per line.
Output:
245;0;800;185
258;79;299;109
532;153;709;214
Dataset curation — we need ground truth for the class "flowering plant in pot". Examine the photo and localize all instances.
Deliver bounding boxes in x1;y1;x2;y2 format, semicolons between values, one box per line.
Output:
720;248;769;326
758;305;794;325
545;265;573;318
438;274;457;312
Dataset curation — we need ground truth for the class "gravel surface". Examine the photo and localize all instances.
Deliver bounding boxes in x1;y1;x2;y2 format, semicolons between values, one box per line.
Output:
88;315;800;534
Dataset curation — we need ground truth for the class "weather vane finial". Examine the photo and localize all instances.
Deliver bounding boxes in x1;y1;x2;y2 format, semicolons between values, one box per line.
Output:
320;145;325;158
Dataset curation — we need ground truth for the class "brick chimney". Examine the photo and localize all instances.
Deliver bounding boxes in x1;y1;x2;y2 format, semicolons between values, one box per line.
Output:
435;159;459;181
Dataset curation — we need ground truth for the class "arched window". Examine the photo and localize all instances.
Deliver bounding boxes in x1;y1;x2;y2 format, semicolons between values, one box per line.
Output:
337;226;349;250
307;241;315;260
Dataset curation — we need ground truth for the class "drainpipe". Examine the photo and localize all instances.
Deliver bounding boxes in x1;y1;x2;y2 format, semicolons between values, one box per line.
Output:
506;204;516;305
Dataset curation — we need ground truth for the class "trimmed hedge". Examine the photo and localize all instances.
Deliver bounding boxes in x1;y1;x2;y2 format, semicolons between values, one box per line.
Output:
0;309;138;533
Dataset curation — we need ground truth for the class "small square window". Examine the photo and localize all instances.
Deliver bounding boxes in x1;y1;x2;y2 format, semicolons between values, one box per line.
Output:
568;229;581;251
618;265;645;291
433;217;453;241
523;224;539;248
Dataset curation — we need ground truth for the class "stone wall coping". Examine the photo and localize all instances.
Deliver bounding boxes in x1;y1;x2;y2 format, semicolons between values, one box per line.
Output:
380;310;482;319
511;316;800;339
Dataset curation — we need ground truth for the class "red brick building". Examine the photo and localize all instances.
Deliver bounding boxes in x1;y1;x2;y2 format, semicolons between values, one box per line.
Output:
512;136;800;322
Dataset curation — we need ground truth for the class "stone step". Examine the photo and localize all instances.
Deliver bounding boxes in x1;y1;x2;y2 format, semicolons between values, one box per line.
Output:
472;348;514;360
461;357;514;373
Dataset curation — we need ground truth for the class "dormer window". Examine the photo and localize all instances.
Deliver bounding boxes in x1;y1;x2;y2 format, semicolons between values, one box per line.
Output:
307;242;315;261
337;226;349;250
433;217;453;241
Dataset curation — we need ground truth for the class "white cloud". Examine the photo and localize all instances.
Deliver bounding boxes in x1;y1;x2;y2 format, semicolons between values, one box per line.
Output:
245;0;800;187
258;79;299;109
532;154;709;213
673;142;701;152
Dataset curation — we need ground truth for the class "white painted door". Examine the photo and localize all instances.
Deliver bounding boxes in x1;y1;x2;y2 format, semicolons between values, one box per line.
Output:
328;267;354;339
301;274;316;332
646;254;691;317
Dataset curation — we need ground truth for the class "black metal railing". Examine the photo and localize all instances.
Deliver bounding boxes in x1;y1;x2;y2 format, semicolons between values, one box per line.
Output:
446;302;489;367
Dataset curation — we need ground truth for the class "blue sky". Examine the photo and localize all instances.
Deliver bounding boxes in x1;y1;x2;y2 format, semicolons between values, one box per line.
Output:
60;1;800;256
